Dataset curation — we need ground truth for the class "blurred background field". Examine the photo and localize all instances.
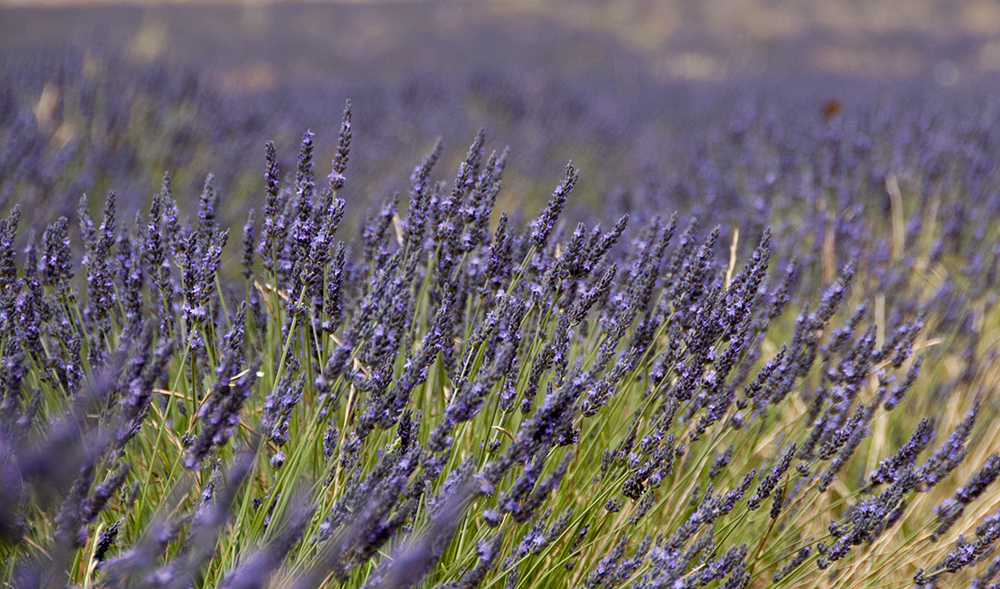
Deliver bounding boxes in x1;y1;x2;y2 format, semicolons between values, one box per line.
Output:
3;0;1000;235
7;0;1000;83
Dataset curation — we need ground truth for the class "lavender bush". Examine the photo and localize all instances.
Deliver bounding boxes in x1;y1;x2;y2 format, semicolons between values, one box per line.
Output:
2;55;1000;589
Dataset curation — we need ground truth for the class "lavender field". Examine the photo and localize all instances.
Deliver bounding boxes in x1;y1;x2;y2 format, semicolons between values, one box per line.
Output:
2;1;1000;588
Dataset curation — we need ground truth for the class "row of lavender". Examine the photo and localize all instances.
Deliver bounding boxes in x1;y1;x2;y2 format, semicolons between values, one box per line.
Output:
7;52;998;244
1;59;1000;588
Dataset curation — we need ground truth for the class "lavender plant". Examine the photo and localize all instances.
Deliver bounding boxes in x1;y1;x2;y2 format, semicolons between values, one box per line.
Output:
2;65;1000;589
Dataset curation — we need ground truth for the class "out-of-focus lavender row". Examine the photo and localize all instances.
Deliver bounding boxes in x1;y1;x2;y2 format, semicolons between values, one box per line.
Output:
3;48;1000;253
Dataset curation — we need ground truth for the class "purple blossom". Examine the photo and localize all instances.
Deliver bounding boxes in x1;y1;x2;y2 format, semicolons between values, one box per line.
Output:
530;162;578;250
329;100;352;191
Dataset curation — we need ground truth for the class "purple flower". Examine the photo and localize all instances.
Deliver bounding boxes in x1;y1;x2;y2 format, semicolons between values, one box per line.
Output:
932;453;1000;540
869;417;935;486
918;396;980;487
184;352;260;470
530;162;578;250
328;101;351;191
241;209;256;280
748;443;795;510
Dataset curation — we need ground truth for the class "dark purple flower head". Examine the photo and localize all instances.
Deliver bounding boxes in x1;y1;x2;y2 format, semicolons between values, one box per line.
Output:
185;352;260;470
40;216;73;289
773;544;812;582
261;376;304;447
530;162;578;250
722;469;756;514
295;130;316;214
884;355;922;411
919;395;981;488
197;174;220;248
264;140;280;216
870;417;935;486
932;453;1000;540
748;443;795;510
329;100;352;191
0;208;22;320
241;209;256;280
